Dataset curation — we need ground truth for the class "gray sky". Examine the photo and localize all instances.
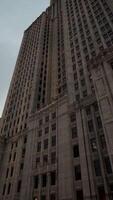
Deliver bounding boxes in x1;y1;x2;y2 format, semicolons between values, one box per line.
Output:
0;0;50;116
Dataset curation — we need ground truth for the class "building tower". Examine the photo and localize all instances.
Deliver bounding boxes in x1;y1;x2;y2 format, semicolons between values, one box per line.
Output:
1;0;113;199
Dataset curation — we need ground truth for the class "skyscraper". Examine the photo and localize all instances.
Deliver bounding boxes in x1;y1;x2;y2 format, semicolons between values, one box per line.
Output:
1;0;113;199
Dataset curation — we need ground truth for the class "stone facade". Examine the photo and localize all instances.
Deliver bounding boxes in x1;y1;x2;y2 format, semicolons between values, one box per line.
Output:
1;0;113;200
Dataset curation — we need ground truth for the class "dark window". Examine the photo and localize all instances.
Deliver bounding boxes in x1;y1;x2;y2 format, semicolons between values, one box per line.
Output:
51;124;56;131
94;160;101;176
100;135;106;150
45;115;49;122
22;148;25;158
44;139;48;149
41;195;46;200
51;152;56;164
13;152;16;161
43;155;48;165
88;120;94;132
42;174;47;187
17;180;21;193
6;168;9;178
70;113;76;122
38;130;42;137
73;145;79;158
10;167;14;177
96;116;102;129
2;184;6;195
72;127;77;138
7;183;11;194
34;175;39;189
104;157;112;174
76;190;83;200
52;112;56;119
51;136;56;146
45;127;49;134
24;137;27;144
98;186;106;200
50;194;56;200
75;165;81;180
90;139;97;152
37;142;41;152
50;171;56;185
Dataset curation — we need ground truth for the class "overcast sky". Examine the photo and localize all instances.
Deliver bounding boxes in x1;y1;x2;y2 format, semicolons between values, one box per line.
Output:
0;0;50;117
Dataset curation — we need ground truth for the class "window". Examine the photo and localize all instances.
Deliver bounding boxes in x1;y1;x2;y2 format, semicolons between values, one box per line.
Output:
51;124;56;131
51;152;56;164
51;136;56;146
94;160;101;176
22;148;25;158
45;115;49;122
43;155;48;165
75;165;81;180
104;157;112;174
37;142;41;152
10;167;14;177
42;174;47;187
7;183;11;194
71;126;77;138
36;157;40;168
50;171;56;185
2;184;6;195
76;190;83;200
13;151;16;160
44;139;48;149
52;112;56;119
50;194;56;200
45;127;49;134
34;175;39;189
73;145;79;158
41;195;46;200
88;120;94;132
38;130;42;137
17;180;21;193
6;168;9;178
70;113;76;122
96;116;102;129
100;135;106;150
90;139;97;152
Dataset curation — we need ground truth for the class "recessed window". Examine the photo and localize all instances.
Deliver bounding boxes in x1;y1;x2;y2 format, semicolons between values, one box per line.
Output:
34;175;39;189
104;157;112;174
88;120;94;132
94;160;101;176
37;142;41;152
44;139;48;149
75;165;81;180
43;155;48;165
51;136;56;146
50;193;56;200
72;127;77;138
45;127;49;134
41;195;46;200
51;124;56;131
50;171;56;185
7;183;11;194
76;190;83;200
2;184;6;195
73;145;79;158
51;152;56;164
42;174;47;187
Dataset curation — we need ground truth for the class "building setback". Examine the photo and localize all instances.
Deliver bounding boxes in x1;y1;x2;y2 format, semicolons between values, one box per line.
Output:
0;0;113;199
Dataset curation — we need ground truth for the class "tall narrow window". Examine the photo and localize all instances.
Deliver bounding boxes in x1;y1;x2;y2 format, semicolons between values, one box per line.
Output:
50;171;56;185
17;180;21;193
75;165;81;180
34;175;39;189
